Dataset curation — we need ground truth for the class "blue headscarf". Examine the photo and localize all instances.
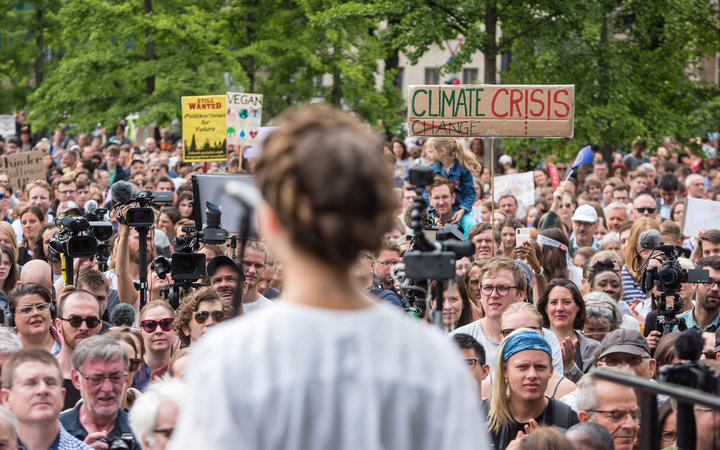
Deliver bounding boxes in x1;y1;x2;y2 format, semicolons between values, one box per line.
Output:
502;329;552;362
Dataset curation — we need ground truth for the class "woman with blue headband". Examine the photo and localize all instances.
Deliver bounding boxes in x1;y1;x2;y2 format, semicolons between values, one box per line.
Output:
487;329;578;449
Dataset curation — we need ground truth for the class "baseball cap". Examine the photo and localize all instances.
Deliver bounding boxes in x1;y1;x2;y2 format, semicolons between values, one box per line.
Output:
130;157;146;165
572;204;598;223
206;255;245;281
597;329;650;361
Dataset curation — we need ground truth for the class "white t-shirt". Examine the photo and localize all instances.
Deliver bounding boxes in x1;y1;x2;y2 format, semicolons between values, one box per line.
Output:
451;319;564;374
171;301;490;450
242;294;272;314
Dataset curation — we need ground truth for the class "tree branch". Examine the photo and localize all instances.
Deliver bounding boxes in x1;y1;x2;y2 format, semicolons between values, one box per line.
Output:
496;11;561;53
426;0;469;32
496;0;516;19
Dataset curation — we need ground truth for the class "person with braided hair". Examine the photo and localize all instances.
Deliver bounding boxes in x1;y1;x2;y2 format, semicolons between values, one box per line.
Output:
171;104;489;450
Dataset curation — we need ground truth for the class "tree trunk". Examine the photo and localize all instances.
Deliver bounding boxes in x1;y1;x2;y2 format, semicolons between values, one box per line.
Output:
35;8;43;86
144;0;155;95
484;0;498;85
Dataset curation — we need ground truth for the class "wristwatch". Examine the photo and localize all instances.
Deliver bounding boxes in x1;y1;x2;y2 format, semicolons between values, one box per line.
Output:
566;365;579;378
533;266;544;277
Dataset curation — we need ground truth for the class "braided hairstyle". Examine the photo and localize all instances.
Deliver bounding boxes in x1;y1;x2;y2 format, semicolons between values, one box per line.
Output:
587;259;619;287
255;104;396;270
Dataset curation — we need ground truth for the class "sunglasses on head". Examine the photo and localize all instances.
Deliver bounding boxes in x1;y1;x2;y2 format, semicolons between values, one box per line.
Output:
194;310;226;324
59;315;100;328
141;318;174;333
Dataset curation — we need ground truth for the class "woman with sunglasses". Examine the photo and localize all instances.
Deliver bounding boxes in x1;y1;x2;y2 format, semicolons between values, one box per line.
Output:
174;287;231;348
536;279;600;383
172;105;489;449
105;327;145;409
134;300;176;392
7;283;60;354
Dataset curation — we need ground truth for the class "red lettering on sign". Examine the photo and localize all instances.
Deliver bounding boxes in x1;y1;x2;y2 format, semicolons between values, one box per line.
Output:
491;89;509;117
510;89;523;117
553;90;570;117
529;89;545;117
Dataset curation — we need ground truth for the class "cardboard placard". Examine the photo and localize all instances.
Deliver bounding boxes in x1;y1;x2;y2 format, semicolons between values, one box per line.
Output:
408;84;574;137
0;150;46;192
0;116;15;137
226;92;263;151
493;171;535;208
182;95;228;162
681;197;720;238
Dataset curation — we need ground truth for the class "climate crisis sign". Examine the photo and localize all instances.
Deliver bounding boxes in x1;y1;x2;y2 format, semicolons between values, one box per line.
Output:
408;84;575;138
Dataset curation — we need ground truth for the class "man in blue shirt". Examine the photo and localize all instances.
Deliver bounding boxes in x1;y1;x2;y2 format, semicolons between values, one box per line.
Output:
675;257;720;333
60;336;141;450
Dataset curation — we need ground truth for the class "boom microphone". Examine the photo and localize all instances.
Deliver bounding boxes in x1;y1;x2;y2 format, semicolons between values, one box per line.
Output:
110;181;134;205
639;229;663;250
84;199;98;214
110;303;136;327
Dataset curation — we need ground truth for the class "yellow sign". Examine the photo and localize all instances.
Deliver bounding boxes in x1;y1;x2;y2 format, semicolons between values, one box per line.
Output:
182;95;227;162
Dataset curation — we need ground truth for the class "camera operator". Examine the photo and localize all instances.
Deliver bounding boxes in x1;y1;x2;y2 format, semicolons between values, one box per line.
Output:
207;255;244;312
61;335;141;450
673;256;720;333
112;206;156;314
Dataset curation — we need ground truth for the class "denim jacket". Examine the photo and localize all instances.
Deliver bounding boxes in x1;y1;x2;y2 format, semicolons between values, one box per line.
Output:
431;160;476;212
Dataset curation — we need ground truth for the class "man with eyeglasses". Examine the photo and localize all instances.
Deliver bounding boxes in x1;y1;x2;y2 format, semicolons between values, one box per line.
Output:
674;257;720;333
570;204;599;256
611;185;630;204
595;329;656;380
451;258;564;373
371;241;402;293
576;368;640;450
1;349;92;450
54;289;104;410
60;336;142;449
631;193;658;221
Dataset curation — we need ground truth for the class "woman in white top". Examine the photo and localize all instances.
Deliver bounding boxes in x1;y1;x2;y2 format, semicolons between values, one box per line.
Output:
171;104;488;450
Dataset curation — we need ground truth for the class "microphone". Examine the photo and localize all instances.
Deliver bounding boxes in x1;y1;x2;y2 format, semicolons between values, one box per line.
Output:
110;303;136;327
639;229;662;250
110;181;134;205
224;181;261;209
84;199;98;214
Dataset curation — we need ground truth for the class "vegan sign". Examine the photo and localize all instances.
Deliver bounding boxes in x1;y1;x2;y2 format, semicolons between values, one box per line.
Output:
182;95;228;162
226;92;263;150
408;85;575;138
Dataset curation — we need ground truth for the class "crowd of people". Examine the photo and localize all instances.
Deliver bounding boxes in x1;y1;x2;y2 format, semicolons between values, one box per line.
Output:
0;107;717;449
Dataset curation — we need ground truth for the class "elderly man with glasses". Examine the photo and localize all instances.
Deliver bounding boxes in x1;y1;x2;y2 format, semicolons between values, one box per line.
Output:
60;336;142;450
576;368;640;450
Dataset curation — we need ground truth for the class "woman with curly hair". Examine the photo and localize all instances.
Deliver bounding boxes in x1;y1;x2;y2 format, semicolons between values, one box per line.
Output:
173;287;231;348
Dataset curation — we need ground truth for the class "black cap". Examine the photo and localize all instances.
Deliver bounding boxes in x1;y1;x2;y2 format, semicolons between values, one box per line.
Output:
206;255;244;280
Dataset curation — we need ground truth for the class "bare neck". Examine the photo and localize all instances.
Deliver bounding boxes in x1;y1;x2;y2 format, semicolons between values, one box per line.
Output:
17;420;59;450
243;286;259;304
20;330;55;352
79;403;117;434
57;347;73;378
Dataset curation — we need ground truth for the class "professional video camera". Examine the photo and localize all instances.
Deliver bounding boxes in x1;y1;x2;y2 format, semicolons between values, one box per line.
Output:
659;330;720;449
110;181;173;227
638;229;708;336
398;166;473;321
153;201;229;308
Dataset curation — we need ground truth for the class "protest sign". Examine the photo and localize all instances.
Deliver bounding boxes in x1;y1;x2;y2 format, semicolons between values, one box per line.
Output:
0;116;15;137
243;127;277;159
682;197;720;238
182;95;227;162
407;85;574;138
226;92;263;151
0;150;46;192
548;164;559;189
493;171;535;208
